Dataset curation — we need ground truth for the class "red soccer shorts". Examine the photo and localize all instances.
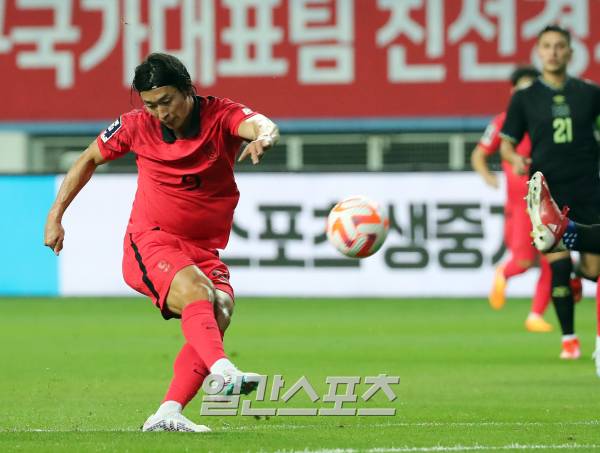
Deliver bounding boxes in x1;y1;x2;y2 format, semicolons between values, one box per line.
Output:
504;199;537;263
122;228;234;319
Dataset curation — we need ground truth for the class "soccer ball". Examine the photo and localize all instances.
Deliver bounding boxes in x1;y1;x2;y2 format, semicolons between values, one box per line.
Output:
326;196;389;258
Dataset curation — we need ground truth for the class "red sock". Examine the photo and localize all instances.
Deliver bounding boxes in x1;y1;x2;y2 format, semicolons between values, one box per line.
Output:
503;258;527;279
163;343;209;407
181;300;226;370
531;257;552;315
596;279;600;337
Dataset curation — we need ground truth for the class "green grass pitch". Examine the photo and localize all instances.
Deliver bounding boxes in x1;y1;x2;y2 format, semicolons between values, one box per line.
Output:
0;296;599;452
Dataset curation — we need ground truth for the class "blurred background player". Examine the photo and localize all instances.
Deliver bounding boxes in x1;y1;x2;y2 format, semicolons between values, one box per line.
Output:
471;65;559;333
44;53;279;431
527;171;600;376
501;25;600;361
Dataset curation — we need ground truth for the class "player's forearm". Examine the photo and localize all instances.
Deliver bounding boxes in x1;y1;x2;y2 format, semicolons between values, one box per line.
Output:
470;147;492;177
499;139;519;165
48;151;99;221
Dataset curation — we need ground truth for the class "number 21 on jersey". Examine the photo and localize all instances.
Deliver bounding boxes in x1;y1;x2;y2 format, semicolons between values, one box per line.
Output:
553;117;573;143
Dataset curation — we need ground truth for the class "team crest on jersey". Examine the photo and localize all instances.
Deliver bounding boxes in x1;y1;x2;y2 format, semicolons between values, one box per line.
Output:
242;107;253;115
101;117;122;143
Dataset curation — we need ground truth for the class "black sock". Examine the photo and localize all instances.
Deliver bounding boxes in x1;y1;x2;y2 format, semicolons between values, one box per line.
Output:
550;258;575;335
572;222;600;254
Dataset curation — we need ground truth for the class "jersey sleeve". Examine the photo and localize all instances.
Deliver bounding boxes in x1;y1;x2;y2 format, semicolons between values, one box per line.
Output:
478;114;504;155
96;114;134;161
215;98;259;137
593;82;600;131
500;90;526;144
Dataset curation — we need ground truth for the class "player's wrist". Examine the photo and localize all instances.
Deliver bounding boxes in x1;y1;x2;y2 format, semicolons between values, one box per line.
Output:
47;205;64;223
256;132;278;144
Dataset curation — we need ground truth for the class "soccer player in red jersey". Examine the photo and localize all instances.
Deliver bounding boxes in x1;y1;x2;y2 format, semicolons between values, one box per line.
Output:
43;53;279;432
471;66;558;332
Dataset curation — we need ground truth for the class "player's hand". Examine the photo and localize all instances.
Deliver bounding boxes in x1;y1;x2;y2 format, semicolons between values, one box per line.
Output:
512;156;531;176
484;173;499;189
44;218;65;256
238;135;275;165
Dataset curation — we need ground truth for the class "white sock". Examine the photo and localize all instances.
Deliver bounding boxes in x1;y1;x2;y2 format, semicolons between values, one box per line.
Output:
527;312;542;320
562;334;577;342
210;358;237;375
155;400;182;417
596;336;600;349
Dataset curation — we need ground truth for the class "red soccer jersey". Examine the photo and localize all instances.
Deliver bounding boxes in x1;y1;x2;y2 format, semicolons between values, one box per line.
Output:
478;112;531;201
97;96;256;249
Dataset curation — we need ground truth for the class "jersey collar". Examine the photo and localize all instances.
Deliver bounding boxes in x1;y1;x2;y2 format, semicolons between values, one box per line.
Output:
161;96;201;143
538;75;570;91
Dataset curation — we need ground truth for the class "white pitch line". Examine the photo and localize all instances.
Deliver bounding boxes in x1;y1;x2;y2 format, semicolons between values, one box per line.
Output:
223;420;600;431
275;444;600;453
1;420;599;433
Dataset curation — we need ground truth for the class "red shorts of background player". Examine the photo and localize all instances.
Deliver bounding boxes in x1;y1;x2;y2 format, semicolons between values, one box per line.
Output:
504;198;537;263
122;228;234;319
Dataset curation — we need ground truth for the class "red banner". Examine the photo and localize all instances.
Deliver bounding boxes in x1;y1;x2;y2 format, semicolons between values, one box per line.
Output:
2;0;600;121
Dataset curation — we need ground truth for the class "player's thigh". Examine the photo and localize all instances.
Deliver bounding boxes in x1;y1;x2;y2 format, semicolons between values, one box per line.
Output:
545;250;571;263
167;265;217;316
579;253;600;279
503;206;514;249
508;203;537;266
123;230;197;319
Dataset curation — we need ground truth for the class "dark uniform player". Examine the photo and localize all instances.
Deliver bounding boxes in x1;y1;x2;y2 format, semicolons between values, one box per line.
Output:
525;170;600;377
501;25;600;362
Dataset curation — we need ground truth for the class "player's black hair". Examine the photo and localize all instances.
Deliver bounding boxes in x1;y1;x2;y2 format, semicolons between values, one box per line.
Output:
509;65;540;87
132;53;195;95
537;25;571;46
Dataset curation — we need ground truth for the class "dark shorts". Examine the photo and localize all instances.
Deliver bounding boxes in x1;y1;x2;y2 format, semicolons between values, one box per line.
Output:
122;229;234;320
550;184;600;225
563;204;600;226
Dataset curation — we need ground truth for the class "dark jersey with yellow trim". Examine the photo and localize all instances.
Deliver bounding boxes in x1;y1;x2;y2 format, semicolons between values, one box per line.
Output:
501;77;600;204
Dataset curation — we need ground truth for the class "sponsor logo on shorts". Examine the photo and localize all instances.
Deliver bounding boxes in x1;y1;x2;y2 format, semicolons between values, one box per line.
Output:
101;117;122;143
211;269;230;283
157;260;172;273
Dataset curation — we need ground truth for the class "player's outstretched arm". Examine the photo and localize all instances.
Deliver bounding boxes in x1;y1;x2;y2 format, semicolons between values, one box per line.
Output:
500;138;530;175
470;145;499;188
44;141;108;255
237;114;280;165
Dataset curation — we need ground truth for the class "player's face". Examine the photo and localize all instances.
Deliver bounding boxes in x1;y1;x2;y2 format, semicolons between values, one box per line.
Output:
536;31;571;75
140;86;192;132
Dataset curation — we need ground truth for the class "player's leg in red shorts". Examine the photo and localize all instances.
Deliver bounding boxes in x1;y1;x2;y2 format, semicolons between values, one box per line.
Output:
122;230;213;407
507;204;556;332
489;202;535;309
122;229;256;413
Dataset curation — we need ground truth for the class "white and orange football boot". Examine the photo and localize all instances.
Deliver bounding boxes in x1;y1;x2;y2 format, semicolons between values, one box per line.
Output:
526;171;569;253
560;337;581;360
489;265;507;310
525;313;553;333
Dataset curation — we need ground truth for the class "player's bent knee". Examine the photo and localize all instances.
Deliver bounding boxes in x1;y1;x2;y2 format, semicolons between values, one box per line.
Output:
517;259;534;270
215;291;234;332
167;268;217;314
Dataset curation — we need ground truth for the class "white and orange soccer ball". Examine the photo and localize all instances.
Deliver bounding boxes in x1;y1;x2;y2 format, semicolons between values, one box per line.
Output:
326;196;389;258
